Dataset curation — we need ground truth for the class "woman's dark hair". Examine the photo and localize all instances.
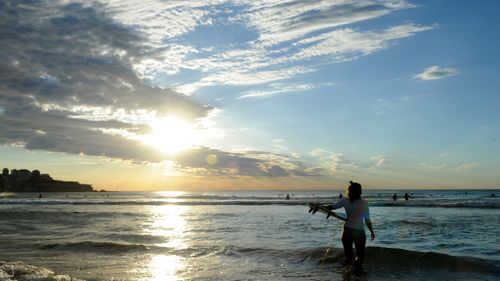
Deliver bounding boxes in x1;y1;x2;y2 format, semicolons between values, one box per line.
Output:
348;181;362;203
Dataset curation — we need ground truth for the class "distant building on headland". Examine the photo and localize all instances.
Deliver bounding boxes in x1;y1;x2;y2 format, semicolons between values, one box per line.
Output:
0;168;93;192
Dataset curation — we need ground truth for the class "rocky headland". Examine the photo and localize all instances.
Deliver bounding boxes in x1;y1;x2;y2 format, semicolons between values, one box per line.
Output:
0;168;93;192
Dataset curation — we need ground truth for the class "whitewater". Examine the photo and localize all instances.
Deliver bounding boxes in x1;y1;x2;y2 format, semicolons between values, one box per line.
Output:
0;189;498;280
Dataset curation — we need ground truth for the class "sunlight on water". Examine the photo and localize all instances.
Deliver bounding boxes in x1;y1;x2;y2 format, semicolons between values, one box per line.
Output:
144;200;189;280
150;205;188;248
154;191;187;198
149;254;184;281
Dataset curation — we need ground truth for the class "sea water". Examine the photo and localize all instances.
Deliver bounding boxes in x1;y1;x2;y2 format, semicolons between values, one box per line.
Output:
0;190;498;280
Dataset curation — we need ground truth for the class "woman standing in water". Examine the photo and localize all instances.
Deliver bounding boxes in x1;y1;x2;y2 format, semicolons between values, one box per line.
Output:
328;181;375;274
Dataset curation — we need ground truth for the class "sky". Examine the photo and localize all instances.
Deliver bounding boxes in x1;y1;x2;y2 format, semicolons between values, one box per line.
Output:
0;0;499;191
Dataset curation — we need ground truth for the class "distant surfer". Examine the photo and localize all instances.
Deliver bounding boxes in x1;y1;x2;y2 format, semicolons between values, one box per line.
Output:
38;193;42;199
392;193;398;201
403;193;412;201
327;181;375;274
339;193;343;199
286;194;290;200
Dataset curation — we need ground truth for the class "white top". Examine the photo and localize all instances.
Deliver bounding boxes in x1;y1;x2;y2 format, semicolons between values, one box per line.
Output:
331;198;370;230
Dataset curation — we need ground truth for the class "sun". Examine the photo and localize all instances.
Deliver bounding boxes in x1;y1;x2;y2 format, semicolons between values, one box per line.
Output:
142;116;197;155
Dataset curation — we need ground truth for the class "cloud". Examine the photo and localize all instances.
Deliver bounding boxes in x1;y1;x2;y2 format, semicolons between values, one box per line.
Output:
0;0;434;181
123;0;432;95
240;0;415;47
0;0;216;164
238;83;315;99
413;65;459;80
104;0;212;44
0;1;199;163
291;23;434;62
329;154;359;172
0;0;208;116
419;162;447;170
456;163;480;171
310;148;330;157
271;139;288;151
173;147;323;178
0;0;320;182
370;156;391;167
175;22;433;95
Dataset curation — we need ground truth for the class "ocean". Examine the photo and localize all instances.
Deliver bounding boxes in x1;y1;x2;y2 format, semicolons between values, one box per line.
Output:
0;189;498;280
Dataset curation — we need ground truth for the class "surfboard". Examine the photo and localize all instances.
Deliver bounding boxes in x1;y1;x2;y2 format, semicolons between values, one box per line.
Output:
307;202;347;221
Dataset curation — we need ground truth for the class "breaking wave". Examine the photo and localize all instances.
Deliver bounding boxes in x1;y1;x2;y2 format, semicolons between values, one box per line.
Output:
0;198;498;209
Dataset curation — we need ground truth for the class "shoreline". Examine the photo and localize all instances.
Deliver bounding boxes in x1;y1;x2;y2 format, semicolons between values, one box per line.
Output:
0;260;83;281
2;246;498;281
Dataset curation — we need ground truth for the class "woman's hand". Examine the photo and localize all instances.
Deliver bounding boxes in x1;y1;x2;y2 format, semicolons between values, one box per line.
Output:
370;231;375;241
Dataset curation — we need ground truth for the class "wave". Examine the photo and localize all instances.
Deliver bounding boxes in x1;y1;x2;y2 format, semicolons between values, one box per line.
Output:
393;219;436;227
4;246;498;281
1;198;498;208
230;245;499;274
41;241;148;254
36;241;500;275
373;200;500;209
40;241;234;259
207;245;500;276
362;246;499;273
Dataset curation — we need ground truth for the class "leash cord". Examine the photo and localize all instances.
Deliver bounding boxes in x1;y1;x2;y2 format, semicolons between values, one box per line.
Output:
320;225;337;270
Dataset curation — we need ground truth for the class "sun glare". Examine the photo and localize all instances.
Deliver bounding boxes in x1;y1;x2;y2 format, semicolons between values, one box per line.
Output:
144;205;187;280
143;116;197;155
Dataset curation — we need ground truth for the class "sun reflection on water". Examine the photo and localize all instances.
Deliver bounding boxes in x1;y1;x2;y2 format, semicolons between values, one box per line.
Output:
150;205;188;248
146;201;189;280
154;191;187;198
149;254;184;281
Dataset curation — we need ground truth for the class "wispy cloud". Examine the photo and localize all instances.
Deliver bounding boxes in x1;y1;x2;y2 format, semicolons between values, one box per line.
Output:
413;65;459;80
456;163;480;171
419;162;447;170
240;0;416;47
310;148;330;158
370;156;391;167
99;0;432;95
271;139;288;151
330;154;359;172
239;84;315;99
291;24;434;62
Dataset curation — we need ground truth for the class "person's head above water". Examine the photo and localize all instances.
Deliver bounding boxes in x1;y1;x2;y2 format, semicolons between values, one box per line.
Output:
347;181;362;203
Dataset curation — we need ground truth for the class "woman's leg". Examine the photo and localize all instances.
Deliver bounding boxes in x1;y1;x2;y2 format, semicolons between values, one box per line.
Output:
341;228;353;265
353;229;366;272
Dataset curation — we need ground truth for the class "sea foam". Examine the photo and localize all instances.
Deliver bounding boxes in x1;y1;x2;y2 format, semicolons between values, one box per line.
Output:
0;261;82;281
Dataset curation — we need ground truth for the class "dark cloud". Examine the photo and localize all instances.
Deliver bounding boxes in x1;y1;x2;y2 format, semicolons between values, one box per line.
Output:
0;0;205;156
0;0;322;179
173;147;323;178
0;0;208;116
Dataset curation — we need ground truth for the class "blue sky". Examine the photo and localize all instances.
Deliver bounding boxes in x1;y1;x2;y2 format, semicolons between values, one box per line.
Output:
0;0;499;190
